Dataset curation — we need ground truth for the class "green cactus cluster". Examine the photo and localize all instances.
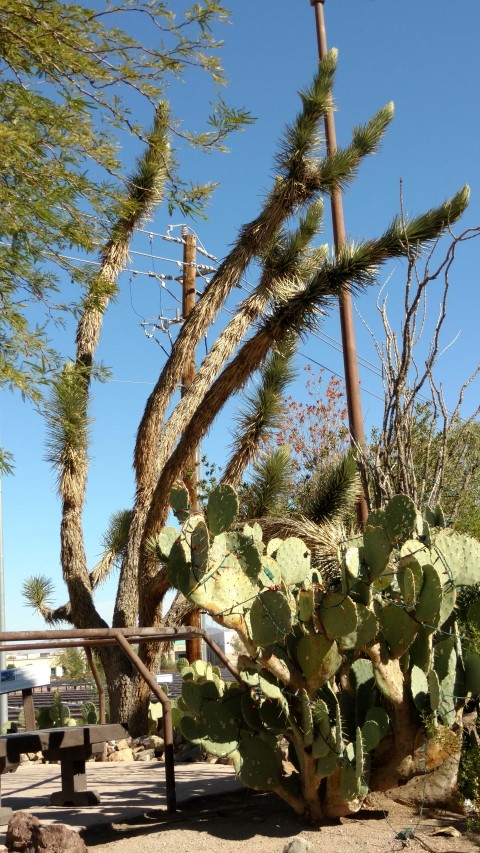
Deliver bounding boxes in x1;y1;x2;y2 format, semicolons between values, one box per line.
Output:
155;485;480;820
34;693;99;729
36;690;77;729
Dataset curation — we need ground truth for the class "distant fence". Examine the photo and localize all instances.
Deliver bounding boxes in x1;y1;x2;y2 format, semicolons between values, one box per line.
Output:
5;668;235;721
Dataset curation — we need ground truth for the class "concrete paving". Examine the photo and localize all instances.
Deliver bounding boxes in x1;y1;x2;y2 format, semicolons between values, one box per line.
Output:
0;760;243;846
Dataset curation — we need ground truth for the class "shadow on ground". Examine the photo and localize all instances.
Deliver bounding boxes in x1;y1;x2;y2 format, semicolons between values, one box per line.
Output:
82;789;325;848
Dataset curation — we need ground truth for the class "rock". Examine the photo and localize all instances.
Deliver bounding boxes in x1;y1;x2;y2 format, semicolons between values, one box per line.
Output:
5;813;86;852
175;743;203;763
106;747;133;762
282;839;315;853
114;739;130;751
134;750;155;762
34;824;87;852
6;811;39;851
137;735;164;752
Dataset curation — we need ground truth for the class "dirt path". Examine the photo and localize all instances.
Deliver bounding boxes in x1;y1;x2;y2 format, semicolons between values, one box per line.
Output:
83;790;479;853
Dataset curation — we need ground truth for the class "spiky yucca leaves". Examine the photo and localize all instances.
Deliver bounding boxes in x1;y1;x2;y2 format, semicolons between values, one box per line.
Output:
22;576;72;624
45;363;91;497
298;452;361;525
133;50;392;491
90;509;133;589
222;339;298;487
143;185;470;542
149;200;326;503
76;103;171;366
239;446;295;519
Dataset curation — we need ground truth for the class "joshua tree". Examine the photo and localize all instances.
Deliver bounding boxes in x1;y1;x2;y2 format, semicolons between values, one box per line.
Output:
25;50;470;735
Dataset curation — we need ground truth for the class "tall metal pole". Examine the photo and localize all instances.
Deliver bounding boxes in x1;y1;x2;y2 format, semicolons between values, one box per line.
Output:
181;227;202;663
310;0;369;528
0;470;7;727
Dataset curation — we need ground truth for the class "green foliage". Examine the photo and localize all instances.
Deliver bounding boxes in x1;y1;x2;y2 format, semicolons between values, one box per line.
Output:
239;446;295;519
36;690;74;728
161;486;480;821
298;452;360;525
22;576;56;613
0;0;252;474
55;648;88;680
79;701;98;726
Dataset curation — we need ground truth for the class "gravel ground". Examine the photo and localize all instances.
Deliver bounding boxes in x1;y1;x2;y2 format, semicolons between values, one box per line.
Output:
83;789;479;853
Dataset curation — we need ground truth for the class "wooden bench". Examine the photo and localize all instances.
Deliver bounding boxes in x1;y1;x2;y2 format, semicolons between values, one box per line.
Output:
0;723;128;807
0;665;127;820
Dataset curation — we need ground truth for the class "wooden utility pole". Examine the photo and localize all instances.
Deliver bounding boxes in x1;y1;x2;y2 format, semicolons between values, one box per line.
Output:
310;0;369;528
181;227;202;663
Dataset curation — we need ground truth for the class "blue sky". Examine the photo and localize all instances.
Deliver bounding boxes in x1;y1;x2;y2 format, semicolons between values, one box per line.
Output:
2;0;480;631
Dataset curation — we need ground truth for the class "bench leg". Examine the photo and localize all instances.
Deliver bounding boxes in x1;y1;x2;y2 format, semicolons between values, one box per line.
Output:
50;756;100;807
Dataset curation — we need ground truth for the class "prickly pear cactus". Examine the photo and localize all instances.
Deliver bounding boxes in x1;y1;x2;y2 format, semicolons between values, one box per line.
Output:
153;488;480;823
36;690;75;729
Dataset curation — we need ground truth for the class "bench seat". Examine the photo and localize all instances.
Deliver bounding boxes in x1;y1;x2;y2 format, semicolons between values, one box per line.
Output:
0;723;128;809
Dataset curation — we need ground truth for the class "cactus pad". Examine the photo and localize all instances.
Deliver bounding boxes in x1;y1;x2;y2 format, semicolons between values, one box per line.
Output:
225;532;263;579
258;669;283;700
166;537;192;596
202;700;241;742
379;604;418;658
428;669;441;712
152;526;178;561
266;537;283;557
363;526;392;579
402;567;417;609
190;519;210;583
320;591;358;639
259;555;282;587
361;719;381;751
241;692;264;730
316;748;339;778
364;707;389;740
170;485;190;522
409;626;433;673
207;484;239;535
238;735;282;790
384;494;417;545
397;557;423;601
297;634;342;690
243;522;263;542
182;678;220;714
297;588;314;623
259;696;290;732
338;603;378;651
410;665;428;711
340;763;360;802
250;590;292;646
431;529;480;588
312;731;332;758
414;564;442;629
274;537;311;585
433;636;456;681
206;552;257;618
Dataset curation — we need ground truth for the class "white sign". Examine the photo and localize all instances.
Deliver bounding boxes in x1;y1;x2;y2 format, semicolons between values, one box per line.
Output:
0;662;51;693
155;673;173;684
